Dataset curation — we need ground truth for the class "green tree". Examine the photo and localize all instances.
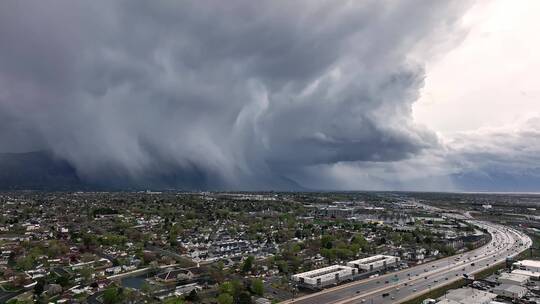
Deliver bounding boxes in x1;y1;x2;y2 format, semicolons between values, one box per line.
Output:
219;281;234;295
242;256;255;273
232;280;245;299
16;255;34;271
238;291;252;304
276;260;289;274
217;293;234;304
209;261;226;283
103;287;121;304
80;266;94;283
321;235;333;249
141;282;157;297
250;279;264;296
56;275;71;287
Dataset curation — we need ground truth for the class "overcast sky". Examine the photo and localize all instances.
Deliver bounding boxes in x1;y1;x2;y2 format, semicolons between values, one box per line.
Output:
1;1;539;191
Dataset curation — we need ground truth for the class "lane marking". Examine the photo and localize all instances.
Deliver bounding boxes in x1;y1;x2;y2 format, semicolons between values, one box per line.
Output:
285;224;529;304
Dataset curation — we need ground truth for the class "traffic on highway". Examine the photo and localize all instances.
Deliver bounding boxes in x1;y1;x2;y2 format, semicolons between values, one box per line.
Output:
286;221;532;304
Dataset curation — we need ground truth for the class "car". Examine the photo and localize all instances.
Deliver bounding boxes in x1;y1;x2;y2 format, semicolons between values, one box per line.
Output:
382;293;390;297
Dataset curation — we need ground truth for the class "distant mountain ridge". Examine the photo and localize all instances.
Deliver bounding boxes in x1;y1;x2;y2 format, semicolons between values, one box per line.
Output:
1;151;538;192
0;151;302;191
0;151;217;191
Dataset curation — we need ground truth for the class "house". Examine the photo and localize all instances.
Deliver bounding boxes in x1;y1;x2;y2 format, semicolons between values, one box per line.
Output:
155;269;194;285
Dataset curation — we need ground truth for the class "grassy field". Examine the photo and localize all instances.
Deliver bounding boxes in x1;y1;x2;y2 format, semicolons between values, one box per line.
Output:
521;231;540;258
473;261;505;279
399;279;466;304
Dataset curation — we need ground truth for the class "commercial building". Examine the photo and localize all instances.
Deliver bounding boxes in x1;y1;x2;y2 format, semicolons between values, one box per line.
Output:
318;206;355;218
512;269;540;280
436;300;461;304
438;288;496;304
492;284;528;299
513;259;540;272
347;255;400;272
292;265;357;289
497;272;529;285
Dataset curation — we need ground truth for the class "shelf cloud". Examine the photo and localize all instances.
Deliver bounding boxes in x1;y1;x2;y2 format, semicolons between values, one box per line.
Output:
0;1;479;190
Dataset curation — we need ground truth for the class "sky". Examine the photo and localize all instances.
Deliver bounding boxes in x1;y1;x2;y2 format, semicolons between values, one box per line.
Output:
0;1;539;191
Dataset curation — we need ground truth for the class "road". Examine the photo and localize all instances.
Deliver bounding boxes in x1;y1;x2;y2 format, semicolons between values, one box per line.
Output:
284;221;531;304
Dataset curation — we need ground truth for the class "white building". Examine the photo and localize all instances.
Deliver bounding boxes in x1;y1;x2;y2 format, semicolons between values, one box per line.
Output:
492;284;527;299
513;259;540;272
497;272;529;285
347;255;400;272
292;265;357;289
438;288;496;304
512;269;540;280
436;300;463;304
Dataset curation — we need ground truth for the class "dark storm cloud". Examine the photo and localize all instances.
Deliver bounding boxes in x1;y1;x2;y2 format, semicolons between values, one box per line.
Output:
0;1;473;189
298;118;540;192
446;118;540;192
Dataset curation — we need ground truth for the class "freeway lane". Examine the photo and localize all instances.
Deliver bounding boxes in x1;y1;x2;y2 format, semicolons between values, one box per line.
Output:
285;221;531;304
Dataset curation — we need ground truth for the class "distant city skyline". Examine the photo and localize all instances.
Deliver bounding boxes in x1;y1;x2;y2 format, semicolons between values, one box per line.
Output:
0;1;539;191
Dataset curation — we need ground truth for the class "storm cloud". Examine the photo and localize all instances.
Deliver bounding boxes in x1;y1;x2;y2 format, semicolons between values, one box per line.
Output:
300;117;540;192
0;1;474;189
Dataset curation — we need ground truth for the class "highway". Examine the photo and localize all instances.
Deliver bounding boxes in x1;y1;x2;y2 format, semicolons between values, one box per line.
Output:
284;221;532;304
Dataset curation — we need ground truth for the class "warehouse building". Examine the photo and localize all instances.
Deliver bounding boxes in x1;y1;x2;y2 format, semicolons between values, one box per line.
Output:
513;259;540;272
492;284;528;299
347;255;400;272
497;272;529;286
292;265;357;289
512;269;540;280
437;287;496;304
